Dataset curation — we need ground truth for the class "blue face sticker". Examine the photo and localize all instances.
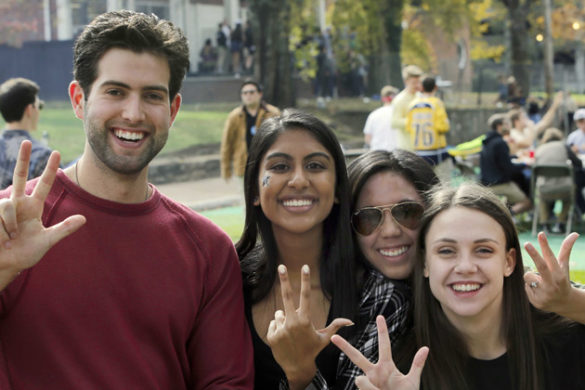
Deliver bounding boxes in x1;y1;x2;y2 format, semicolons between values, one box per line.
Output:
262;174;271;187
251;125;257;136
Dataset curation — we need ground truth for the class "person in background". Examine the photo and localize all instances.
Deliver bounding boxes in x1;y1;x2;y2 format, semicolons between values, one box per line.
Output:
0;77;53;189
406;76;452;183
220;79;280;182
362;85;399;151
243;21;255;74
198;38;217;74
390;65;423;151
567;108;585;156
230;21;244;78
534;127;584;233
0;11;252;389
480;113;532;215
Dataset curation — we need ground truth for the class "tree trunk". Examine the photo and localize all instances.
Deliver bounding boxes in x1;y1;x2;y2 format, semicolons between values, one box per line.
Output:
248;0;295;108
367;34;392;95
382;0;405;89
506;0;532;98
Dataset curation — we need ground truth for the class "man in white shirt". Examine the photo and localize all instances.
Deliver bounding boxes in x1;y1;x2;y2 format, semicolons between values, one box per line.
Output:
363;85;399;150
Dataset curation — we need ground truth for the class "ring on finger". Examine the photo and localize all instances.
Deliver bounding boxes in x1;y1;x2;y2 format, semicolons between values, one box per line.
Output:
530;281;538;288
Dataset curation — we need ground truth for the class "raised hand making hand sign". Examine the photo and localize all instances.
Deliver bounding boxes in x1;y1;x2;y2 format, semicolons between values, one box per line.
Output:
0;140;86;291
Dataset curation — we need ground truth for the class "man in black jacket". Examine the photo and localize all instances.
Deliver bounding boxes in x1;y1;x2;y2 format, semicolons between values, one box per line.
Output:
480;113;532;214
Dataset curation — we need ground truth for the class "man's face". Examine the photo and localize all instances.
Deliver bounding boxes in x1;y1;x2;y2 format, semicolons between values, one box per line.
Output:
240;84;262;108
69;48;180;176
577;119;585;132
405;76;422;93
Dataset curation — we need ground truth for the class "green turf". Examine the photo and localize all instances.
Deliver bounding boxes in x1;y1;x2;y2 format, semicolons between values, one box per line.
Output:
201;205;585;284
1;103;230;165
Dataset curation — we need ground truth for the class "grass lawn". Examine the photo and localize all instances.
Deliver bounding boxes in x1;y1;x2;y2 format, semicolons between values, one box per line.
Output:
1;102;230;165
201;205;585;284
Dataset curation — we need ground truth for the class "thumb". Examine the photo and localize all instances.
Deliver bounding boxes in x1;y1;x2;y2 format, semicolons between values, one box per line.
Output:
45;215;86;247
317;317;354;341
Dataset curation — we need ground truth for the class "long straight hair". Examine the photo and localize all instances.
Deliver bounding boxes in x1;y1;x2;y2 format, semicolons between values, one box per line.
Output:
237;109;359;326
414;183;540;390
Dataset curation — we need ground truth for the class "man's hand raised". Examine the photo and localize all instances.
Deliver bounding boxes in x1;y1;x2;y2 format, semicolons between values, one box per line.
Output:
0;141;86;291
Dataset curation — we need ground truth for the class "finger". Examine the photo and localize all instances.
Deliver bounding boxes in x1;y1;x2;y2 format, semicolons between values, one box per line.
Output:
11;141;32;199
31;151;61;203
406;346;429;382
267;320;277;337
275;309;285;326
523;241;552;282
331;334;371;373
277;265;297;316
375;315;392;363
0;199;17;239
319;317;354;341
354;376;378;390
536;232;560;272
556;232;579;274
298;264;311;315
44;215;86;247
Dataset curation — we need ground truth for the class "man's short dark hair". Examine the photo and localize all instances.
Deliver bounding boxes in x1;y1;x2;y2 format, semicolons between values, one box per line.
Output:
240;79;262;93
73;10;190;101
422;77;436;93
488;113;507;131
0;78;39;123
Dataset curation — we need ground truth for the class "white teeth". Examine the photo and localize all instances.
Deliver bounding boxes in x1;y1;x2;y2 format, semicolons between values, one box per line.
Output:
379;246;408;257
452;283;480;292
114;129;144;141
283;199;313;207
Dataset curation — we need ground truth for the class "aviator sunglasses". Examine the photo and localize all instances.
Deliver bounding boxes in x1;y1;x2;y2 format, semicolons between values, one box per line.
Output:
351;202;425;236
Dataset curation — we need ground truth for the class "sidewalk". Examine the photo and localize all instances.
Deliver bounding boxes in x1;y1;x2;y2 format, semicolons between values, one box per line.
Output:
156;176;242;211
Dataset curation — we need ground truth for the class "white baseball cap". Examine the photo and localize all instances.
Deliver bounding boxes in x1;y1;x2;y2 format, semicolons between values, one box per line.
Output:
574;108;585;121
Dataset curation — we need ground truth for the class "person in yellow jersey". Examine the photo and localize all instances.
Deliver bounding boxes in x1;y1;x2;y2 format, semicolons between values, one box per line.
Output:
406;76;453;183
390;65;423;150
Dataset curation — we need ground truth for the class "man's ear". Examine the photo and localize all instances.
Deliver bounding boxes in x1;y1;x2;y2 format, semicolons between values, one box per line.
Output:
69;81;85;120
169;93;182;127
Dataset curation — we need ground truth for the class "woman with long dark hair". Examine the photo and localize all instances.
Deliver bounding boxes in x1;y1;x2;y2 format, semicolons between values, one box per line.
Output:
333;182;585;390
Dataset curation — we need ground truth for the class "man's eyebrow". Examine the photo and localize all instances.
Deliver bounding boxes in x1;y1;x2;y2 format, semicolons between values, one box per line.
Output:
99;80;169;93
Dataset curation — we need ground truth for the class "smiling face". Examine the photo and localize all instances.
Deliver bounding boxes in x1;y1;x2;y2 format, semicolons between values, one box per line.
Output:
423;206;515;328
354;170;423;279
70;48;180;175
255;129;337;237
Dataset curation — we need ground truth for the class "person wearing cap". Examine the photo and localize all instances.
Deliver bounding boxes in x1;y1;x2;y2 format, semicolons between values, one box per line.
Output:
390;64;423;151
362;85;399;150
0;77;53;189
480;113;532;215
567;108;585;155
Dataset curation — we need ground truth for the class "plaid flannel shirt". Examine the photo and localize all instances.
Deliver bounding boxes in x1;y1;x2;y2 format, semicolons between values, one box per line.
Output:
0;130;52;189
280;269;412;390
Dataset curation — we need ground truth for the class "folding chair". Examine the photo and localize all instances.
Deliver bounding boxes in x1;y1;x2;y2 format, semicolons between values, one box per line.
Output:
530;164;575;236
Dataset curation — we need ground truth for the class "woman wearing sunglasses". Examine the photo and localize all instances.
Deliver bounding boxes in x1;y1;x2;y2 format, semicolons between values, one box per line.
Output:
312;149;438;388
237;111;434;389
333;182;585;390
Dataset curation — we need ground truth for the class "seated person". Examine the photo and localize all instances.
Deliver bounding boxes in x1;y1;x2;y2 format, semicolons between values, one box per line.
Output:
480;113;532;214
198;38;217;74
534;127;583;233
